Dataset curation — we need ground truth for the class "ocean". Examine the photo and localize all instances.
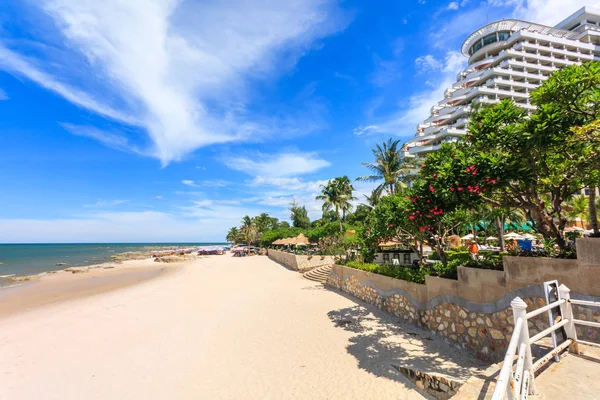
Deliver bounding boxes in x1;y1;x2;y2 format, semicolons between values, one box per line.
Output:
0;243;227;282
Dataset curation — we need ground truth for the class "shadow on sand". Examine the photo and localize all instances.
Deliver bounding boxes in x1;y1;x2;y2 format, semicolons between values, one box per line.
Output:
326;288;491;398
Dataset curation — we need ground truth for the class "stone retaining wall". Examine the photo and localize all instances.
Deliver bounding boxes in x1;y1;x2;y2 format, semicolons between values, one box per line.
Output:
326;238;600;362
295;255;335;272
267;249;299;270
267;250;335;272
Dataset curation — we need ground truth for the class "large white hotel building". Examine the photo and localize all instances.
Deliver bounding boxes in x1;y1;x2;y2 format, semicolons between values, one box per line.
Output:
406;7;600;157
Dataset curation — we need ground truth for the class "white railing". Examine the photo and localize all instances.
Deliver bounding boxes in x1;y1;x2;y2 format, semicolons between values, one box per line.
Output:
492;284;583;400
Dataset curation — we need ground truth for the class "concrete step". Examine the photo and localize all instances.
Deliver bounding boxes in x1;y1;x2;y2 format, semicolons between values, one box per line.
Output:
302;266;332;283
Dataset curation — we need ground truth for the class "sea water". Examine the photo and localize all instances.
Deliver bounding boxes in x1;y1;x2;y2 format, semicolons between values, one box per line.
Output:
0;243;226;282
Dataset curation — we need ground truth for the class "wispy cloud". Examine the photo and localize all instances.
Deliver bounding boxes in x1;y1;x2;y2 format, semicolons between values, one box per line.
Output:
83;199;128;208
182;179;229;188
0;88;8;100
355;51;466;138
223;151;330;178
0;0;350;165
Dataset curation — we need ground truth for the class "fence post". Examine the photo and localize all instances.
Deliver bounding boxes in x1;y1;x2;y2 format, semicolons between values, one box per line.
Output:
512;297;536;395
558;284;580;354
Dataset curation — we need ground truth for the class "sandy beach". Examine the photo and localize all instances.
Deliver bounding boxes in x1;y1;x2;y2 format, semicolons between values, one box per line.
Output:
0;255;482;399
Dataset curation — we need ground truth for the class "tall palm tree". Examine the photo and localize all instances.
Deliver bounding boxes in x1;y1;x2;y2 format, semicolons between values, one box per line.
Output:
356;138;417;196
567;194;589;229
362;188;381;209
316;176;357;235
226;227;240;244
240;216;260;245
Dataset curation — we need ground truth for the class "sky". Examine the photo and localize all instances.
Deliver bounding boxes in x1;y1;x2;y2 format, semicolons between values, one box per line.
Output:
0;0;597;243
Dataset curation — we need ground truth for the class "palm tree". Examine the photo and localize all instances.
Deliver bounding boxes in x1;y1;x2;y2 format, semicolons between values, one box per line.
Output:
240;215;260;245
567;194;589;229
226;227;240;244
316;176;357;235
356;138;417;196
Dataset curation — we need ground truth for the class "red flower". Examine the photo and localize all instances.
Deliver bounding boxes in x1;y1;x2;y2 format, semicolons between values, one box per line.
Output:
426;199;430;203
433;173;437;178
458;187;463;191
429;185;435;193
388;223;394;228
409;215;415;220
450;187;455;192
419;227;425;232
490;179;497;184
478;121;481;125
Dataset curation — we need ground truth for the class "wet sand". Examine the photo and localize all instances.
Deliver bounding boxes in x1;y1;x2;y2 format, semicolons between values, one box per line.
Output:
0;259;177;318
0;255;481;399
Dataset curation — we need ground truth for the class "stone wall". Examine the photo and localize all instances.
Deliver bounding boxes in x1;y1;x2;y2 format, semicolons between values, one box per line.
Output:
267;249;299;270
326;238;600;362
295;255;335;272
267;250;334;272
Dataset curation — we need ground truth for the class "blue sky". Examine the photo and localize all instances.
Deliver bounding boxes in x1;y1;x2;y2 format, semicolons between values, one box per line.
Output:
0;0;595;242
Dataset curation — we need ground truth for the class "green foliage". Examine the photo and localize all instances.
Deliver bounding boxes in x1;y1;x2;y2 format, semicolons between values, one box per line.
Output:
289;200;311;229
356;138;418;197
346;261;428;284
316;176;357;235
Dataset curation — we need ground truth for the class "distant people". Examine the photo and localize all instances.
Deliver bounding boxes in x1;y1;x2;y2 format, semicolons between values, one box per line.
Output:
506;239;519;252
468;240;480;259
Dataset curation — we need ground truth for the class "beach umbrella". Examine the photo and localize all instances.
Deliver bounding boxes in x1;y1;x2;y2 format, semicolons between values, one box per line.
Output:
485;236;498;241
460;234;474;240
504;232;524;240
521;233;536;240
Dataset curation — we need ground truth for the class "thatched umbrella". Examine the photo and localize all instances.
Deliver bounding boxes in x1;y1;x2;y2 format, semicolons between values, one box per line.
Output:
294;233;309;246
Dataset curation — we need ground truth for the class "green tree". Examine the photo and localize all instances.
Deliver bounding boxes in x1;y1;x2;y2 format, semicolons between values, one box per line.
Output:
316;176;356;235
240;215;260;245
356;138;417;196
254;213;279;233
420;63;600;248
567;194;589;229
226;227;240;243
289;200;311;229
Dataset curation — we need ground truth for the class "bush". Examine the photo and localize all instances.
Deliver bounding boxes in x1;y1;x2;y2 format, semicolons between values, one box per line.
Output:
345;261;429;284
430;260;459;280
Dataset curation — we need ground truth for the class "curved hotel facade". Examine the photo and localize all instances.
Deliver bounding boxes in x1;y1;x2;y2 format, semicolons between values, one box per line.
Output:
406;7;600;157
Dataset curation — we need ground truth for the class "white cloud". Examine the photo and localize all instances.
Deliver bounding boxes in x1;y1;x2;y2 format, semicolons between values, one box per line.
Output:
62;124;143;154
0;212;228;242
182;179;229;188
0;0;349;165
507;0;600;25
223;152;330;178
83;199;128;208
415;55;443;73
0;88;8;100
448;2;459;10
155;196;163;199
356;51;466;137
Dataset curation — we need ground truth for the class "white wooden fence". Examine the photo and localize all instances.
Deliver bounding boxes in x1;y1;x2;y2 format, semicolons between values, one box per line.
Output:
491;283;600;399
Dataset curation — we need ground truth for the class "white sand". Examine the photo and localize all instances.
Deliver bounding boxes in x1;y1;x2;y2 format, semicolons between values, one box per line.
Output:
0;256;480;399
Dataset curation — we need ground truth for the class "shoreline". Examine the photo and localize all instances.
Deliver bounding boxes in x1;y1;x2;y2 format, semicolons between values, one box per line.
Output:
0;256;192;319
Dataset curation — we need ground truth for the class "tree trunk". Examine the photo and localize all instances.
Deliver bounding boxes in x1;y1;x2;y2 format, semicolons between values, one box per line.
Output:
589;188;599;236
336;206;343;236
532;207;567;249
496;216;505;251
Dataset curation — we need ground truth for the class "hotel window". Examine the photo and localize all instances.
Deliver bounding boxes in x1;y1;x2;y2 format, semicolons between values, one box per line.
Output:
498;31;511;41
383;253;390;263
483;33;497;46
403;253;412;265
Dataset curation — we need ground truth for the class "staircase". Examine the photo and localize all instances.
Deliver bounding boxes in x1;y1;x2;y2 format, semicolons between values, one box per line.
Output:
302;265;332;283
